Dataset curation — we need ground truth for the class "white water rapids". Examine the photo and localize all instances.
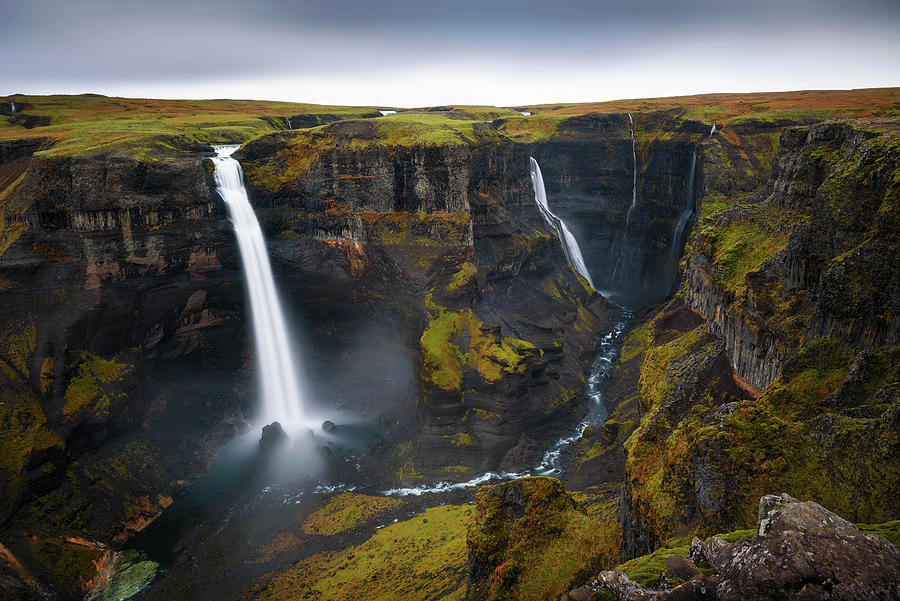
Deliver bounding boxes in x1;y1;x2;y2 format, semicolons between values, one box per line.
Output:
529;157;595;288
211;145;309;430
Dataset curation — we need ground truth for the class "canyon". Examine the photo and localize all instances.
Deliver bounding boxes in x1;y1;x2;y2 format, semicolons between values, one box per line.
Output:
0;90;897;600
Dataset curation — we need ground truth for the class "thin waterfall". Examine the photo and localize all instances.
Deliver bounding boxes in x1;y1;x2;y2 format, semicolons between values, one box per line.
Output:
10;102;16;114
710;122;716;136
529;157;594;288
610;113;638;283
284;116;292;130
211;145;307;430
670;151;697;264
670;153;697;253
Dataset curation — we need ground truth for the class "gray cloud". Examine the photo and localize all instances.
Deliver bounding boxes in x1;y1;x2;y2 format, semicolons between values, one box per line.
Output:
1;0;898;103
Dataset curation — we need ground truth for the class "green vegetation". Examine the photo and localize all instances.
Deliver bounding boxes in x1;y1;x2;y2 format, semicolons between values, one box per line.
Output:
0;94;381;159
447;261;478;291
22;536;107;598
420;306;536;391
63;351;133;418
251;504;474;601
301;492;403;536
467;477;620;601
99;550;158;601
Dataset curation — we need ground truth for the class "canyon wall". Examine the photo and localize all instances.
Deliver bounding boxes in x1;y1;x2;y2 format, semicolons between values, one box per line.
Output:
615;117;900;558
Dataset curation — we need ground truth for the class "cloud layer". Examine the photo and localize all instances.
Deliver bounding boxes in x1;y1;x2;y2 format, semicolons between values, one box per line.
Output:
2;0;898;105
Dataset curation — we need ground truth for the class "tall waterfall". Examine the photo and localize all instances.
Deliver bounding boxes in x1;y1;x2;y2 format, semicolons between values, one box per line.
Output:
211;145;307;429
670;151;697;264
610;113;638;283
529;157;594;288
10;102;15;114
710;122;716;136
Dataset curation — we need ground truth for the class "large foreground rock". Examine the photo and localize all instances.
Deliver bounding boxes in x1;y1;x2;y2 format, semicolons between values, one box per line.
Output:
592;493;900;600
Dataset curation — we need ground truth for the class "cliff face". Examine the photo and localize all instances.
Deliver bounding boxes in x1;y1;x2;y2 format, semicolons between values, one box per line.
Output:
531;110;702;305
616;118;900;558
236;130;610;478
0;118;630;573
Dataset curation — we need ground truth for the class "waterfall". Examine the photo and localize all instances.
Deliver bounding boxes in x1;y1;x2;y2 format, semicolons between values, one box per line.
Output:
519;111;532;116
529;157;594;288
378;110;397;116
610;113;638;284
284;116;292;130
10;102;15;114
670;151;697;264
211;145;308;430
710;122;716;136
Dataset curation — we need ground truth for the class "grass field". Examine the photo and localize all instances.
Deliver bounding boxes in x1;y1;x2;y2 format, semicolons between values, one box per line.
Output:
2;88;898;159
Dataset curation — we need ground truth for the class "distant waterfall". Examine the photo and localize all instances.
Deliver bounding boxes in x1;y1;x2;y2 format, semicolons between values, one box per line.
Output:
670;151;697;264
529;157;595;288
710;122;716;136
10;102;15;114
378;110;397;116
211;145;307;429
610;113;638;283
284;116;292;130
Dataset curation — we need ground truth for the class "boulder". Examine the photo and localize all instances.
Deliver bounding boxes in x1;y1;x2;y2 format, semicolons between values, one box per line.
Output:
592;493;900;601
259;422;287;452
664;555;702;582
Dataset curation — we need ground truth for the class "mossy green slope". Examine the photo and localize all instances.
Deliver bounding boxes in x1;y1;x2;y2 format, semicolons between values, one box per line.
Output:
248;504;474;601
466;477;620;601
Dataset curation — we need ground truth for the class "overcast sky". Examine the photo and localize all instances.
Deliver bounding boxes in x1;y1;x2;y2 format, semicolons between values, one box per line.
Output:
2;0;899;106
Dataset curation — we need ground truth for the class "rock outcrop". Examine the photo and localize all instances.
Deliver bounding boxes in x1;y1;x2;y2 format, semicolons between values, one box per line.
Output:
592;493;900;601
465;477;618;601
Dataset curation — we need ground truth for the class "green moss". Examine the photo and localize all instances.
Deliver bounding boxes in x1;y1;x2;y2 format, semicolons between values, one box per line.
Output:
637;325;705;410
467;477;620;601
447;261;478;291
420;308;535;391
393;441;420;480
0;390;62;494
252;504;474;601
301;492;404;536
538;276;563;299
62;351;132;418
446;432;473;447
619;319;654;364
100;550;158;601
710;220;789;298
857;520;900;546
23;536;106;597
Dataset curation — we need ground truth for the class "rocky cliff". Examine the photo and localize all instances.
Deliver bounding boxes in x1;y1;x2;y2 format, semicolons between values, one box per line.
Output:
615;117;900;559
2;92;897;600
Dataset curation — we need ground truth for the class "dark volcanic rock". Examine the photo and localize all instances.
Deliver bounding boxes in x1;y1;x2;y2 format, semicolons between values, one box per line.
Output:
593;493;900;601
259;422;287;452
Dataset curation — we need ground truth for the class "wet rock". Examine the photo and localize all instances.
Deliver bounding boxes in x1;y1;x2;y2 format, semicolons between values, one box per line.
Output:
581;425;600;439
322;420;336;433
259;422;287;452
